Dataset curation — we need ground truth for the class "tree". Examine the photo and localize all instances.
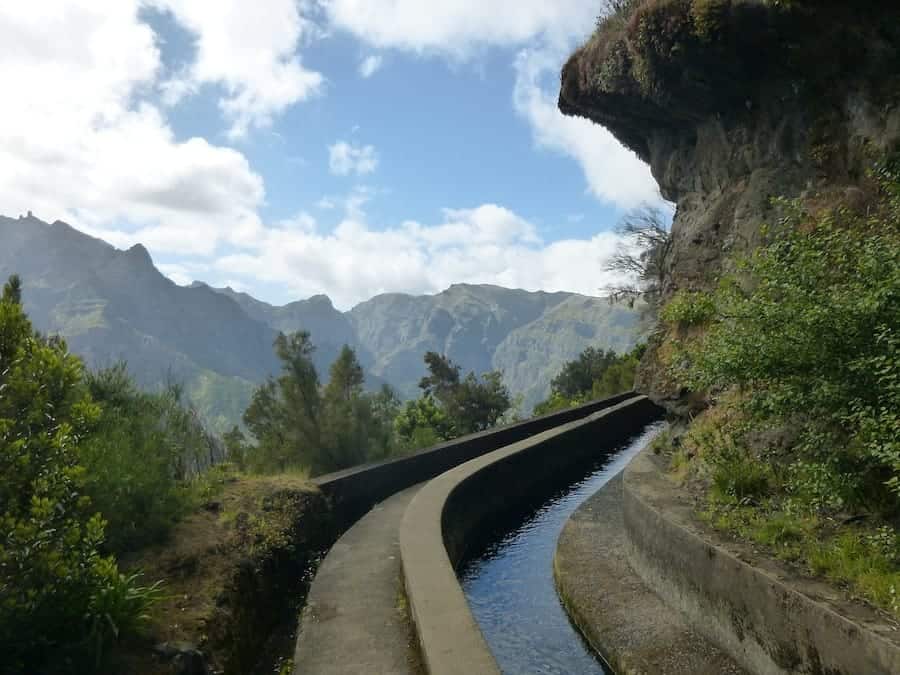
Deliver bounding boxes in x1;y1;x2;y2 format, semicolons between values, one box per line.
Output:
452;370;512;435
3;273;21;305
244;339;395;474
534;344;644;415
323;345;365;403
274;331;322;453
604;206;672;309
243;332;323;472
418;351;461;400
394;395;454;450
243;378;292;471
550;347;619;399
223;425;249;470
319;346;372;472
365;384;402;460
412;352;512;439
0;277;155;672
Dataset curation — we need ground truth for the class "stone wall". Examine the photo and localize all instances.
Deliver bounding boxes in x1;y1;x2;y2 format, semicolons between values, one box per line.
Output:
400;396;662;675
623;448;900;674
313;391;637;531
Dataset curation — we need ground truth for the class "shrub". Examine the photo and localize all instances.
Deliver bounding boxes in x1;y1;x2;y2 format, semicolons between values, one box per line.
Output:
710;453;771;503
660;289;716;326
676;160;900;515
79;365;214;553
0;277;155;672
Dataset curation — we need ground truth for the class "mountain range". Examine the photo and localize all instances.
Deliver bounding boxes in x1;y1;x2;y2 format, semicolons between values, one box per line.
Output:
0;213;643;431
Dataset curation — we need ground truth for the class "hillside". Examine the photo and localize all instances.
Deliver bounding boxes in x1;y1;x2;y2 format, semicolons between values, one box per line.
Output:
558;0;900;631
559;0;900;412
0;214;276;430
0;214;643;427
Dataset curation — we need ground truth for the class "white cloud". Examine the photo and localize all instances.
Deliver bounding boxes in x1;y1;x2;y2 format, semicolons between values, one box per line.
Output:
321;0;598;57
321;0;662;210
157;262;194;286
512;48;661;209
210;203;629;309
277;211;317;232
0;1;266;257
151;0;323;138
328;141;379;176
1;0;651;310
358;54;383;78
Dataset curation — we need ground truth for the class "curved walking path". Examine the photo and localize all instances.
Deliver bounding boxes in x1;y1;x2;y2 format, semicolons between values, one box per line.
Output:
555;474;745;675
293;484;424;675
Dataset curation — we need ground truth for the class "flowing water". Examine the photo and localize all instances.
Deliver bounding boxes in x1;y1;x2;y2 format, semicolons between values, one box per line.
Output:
458;422;666;675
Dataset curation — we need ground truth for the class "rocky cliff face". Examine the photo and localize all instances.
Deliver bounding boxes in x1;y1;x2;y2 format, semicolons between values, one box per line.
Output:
560;0;900;411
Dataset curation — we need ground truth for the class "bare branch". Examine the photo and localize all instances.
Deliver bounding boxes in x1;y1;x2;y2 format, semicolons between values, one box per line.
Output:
602;205;672;310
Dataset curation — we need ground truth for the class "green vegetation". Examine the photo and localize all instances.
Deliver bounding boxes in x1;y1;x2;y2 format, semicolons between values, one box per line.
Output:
659;290;715;326
533;344;644;415
241;336;399;474
241;338;513;474
395;352;512;448
0;276;164;672
661;162;900;616
80;364;221;554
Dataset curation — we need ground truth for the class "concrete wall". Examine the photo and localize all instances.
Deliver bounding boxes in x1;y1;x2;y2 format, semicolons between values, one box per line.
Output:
623;448;900;675
313;391;636;530
401;396;662;675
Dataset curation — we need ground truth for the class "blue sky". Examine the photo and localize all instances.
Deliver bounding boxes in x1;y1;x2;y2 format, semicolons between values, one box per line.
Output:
0;1;665;308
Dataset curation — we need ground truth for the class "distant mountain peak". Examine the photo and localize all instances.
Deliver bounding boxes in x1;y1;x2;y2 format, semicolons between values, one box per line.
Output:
126;243;152;264
306;294;335;308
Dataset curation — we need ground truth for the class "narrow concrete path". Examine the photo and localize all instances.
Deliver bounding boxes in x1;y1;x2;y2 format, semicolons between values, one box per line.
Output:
293;484;423;675
554;474;745;675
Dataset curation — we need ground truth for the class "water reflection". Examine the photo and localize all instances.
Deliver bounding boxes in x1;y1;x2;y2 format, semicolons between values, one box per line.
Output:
459;423;666;675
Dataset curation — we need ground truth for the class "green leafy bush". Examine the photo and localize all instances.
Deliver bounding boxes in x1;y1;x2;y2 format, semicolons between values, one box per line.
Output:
671;163;900;616
533;344;643;415
660;289;716;326
680;170;900;512
79;364;217;553
0;277;156;672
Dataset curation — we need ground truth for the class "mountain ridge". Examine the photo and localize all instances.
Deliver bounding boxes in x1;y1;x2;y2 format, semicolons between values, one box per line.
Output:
0;214;642;428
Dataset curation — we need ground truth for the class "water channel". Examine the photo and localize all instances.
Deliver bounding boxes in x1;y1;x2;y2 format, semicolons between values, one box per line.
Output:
458;422;666;675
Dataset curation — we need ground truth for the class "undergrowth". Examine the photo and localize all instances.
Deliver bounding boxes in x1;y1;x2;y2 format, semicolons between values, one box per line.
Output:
657;159;900;619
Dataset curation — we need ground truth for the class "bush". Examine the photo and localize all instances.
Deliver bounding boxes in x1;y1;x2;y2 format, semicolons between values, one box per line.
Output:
679;163;900;514
79;364;215;553
0;277;155;672
660;289;716;326
534;344;643;415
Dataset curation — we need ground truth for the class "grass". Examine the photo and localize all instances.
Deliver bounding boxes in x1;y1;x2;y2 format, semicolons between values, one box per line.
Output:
702;502;900;617
672;413;900;621
653;397;900;620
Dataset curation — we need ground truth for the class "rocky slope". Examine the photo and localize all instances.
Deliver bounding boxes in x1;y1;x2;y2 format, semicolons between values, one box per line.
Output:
560;0;900;411
0;214;277;430
0;215;642;426
232;283;640;410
